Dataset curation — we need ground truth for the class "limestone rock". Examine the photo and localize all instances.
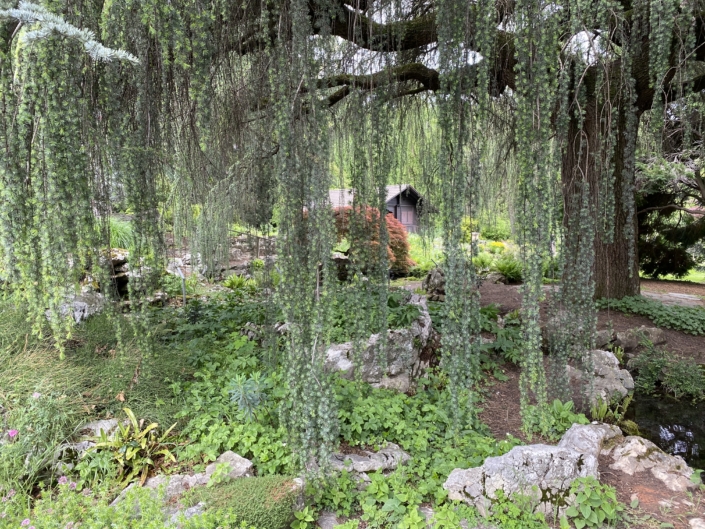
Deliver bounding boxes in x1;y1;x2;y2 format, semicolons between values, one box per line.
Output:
116;451;254;504
316;510;340;529
566;350;633;406
595;329;614;349
143;473;210;501
558;423;622;458
48;291;105;323
610;436;694;492
422;267;445;296
169;502;206;525
634;326;666;345
205;451;253;480
689;518;705;529
330;443;410;474
80;419;119;438
324;295;431;392
614;326;666;351
443;444;598;516
484;272;507;285
614;331;638;351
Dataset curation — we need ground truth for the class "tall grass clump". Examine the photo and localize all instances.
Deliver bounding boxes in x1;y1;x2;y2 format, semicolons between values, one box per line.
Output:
109;218;133;249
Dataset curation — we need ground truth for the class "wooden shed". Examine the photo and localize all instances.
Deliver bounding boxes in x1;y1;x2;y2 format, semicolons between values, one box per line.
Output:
329;184;427;233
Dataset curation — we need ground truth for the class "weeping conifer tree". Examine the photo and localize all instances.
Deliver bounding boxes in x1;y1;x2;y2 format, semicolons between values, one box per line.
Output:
2;0;705;461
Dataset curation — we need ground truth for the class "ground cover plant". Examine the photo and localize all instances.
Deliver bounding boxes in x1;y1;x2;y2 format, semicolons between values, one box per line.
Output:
628;341;705;401
597;296;705;335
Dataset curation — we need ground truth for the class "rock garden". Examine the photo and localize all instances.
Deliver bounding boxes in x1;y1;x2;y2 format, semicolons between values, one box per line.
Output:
3;3;705;528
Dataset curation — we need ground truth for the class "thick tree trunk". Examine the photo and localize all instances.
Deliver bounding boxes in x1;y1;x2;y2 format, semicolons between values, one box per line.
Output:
561;96;640;300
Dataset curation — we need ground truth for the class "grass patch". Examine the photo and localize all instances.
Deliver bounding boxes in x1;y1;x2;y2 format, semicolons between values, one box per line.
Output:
0;301;193;490
640;269;705;284
109;217;134;249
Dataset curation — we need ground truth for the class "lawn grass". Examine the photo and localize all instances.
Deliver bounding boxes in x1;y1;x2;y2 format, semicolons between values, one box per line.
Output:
640;269;705;284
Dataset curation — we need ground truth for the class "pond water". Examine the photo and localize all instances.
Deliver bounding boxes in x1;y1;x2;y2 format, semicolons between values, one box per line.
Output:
629;394;705;470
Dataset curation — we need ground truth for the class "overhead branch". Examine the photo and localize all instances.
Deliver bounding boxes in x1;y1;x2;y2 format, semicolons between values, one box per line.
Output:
329;9;437;52
320;62;440;92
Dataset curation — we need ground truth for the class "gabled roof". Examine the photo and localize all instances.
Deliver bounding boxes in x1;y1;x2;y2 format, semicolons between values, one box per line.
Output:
385;184;421;203
328;185;422;207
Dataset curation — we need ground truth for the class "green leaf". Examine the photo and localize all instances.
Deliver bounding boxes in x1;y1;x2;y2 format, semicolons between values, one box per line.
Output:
565;506;580;517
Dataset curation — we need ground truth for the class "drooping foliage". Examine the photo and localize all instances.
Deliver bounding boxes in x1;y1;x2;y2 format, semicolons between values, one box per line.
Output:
2;0;705;461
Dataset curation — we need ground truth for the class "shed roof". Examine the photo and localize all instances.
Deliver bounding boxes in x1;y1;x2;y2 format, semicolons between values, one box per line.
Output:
328;185;421;207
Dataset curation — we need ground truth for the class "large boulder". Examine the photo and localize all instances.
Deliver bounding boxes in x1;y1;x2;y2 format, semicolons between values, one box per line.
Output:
558;423;622;458
444;445;598;516
566;350;634;406
615;326;666;352
324;295;432;392
443;423;620;517
608;436;695;492
48;290;105;323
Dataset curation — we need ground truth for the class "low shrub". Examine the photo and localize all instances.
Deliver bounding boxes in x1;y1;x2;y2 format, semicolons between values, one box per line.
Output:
487;241;506;254
472;252;494;273
224;274;258;295
333;206;414;274
407;234;443;278
327;287;420;343
493;254;523;283
189;475;299;529
0;392;76;491
479;218;512;241
84;408;177;487
522;400;589;440
460;216;479;244
562;476;623;529
629;342;705;401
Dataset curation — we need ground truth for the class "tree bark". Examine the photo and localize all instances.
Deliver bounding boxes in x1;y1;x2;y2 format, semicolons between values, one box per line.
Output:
561;89;641;300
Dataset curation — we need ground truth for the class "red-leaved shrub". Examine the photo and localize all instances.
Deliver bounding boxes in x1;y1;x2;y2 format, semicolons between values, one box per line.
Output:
333;206;414;274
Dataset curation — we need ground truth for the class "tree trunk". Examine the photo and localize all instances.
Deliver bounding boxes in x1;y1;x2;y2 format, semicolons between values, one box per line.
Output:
561;93;640;300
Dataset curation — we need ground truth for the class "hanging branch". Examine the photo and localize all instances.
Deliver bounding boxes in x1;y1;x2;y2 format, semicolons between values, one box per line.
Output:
0;1;139;63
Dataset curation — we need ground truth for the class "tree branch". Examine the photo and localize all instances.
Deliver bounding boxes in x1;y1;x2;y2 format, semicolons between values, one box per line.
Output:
637;204;703;215
329;9;437;52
